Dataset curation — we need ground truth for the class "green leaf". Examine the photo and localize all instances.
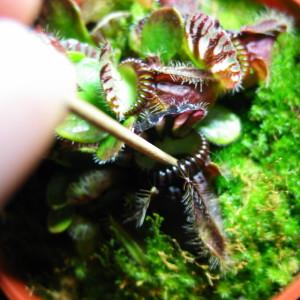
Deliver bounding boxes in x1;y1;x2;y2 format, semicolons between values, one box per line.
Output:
67;52;113;115
66;170;115;204
41;0;93;44
95;117;135;162
91;12;131;52
156;131;203;156
67;51;86;64
135;130;203;170
136;7;184;62
110;218;147;266
79;0;134;24
76;59;100;96
47;174;70;209
130;1;149;22
48;206;74;234
69;219;98;256
95;134;124;162
75;57;102;105
117;64;138;113
56;113;108;143
197;106;242;146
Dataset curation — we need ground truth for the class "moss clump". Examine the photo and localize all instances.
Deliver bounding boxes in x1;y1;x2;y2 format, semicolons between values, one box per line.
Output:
247;33;300;199
97;215;210;300
56;215;213;300
212;32;300;299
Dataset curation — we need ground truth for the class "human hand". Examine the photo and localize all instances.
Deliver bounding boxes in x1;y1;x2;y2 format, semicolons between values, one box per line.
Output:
0;0;77;206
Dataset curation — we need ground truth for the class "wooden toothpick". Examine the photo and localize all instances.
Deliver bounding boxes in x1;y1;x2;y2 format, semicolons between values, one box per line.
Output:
69;97;178;166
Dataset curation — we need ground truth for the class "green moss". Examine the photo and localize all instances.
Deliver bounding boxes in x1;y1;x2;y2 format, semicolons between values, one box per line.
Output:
211;32;300;299
103;215;209;300
248;33;300;198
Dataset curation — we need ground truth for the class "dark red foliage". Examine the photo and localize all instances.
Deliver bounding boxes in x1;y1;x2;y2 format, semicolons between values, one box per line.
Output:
231;17;287;83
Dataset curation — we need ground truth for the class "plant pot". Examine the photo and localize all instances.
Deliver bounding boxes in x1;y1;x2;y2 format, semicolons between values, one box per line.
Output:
272;275;300;300
0;268;41;300
1;268;299;300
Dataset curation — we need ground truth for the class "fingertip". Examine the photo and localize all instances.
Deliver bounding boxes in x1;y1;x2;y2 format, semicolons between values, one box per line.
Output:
0;20;77;206
0;20;77;115
0;0;42;24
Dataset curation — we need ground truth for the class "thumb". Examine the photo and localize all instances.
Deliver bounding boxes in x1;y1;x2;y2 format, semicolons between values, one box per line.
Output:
0;20;76;206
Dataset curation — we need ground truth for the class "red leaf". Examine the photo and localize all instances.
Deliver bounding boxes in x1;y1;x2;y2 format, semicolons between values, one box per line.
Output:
232;16;287;84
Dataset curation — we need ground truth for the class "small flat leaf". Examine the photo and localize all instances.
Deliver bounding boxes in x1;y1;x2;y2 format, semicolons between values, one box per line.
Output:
57;139;98;153
91;11;131;51
79;0;133;23
95;117;135;162
135;130;203;170
67;170;115;204
40;0;93;44
76;58;100;91
110;218;147;266
68;51;86;63
68;52;113;115
156;130;203;156
48;207;74;234
47;174;70;209
95;135;124;162
197;106;242;146
79;0;115;23
140;7;184;62
56;113;108;143
69;219;98;256
127;187;159;228
130;1;150;22
117;64;138;113
75;57;102;105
